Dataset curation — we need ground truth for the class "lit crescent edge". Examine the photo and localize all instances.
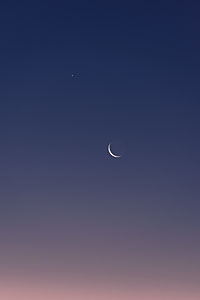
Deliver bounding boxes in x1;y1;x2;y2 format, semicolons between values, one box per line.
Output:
108;143;121;158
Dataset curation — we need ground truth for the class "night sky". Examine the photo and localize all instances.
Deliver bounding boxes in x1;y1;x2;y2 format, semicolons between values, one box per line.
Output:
0;1;200;299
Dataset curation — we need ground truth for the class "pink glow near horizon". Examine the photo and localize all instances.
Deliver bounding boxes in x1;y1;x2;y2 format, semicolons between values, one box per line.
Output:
0;279;200;300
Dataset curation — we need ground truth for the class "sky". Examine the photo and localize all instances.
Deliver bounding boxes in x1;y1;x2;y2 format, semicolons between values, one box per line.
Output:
0;0;200;299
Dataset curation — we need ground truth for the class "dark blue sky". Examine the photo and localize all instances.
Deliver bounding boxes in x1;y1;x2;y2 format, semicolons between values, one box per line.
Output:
0;0;200;296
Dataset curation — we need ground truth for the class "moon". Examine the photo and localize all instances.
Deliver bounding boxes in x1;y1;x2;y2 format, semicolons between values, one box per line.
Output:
108;143;121;158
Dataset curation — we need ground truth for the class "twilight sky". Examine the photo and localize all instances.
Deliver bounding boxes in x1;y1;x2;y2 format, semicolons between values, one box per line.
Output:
0;1;200;299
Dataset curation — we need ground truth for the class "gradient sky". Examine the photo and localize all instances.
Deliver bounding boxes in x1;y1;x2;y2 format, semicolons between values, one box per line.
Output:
0;1;200;299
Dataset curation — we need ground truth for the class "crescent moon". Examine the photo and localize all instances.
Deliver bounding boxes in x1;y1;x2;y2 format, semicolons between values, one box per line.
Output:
108;143;121;158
